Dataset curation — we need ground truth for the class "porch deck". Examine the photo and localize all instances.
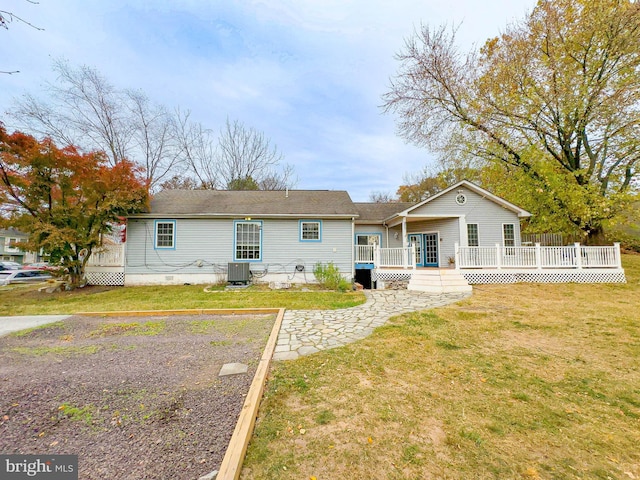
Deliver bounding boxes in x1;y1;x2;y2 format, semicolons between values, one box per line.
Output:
84;245;125;286
84;242;626;287
360;243;626;285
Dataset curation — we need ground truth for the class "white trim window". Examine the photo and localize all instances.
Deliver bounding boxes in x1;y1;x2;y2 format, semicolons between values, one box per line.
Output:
503;224;516;247
355;234;381;246
467;224;479;247
155;221;176;249
235;221;262;261
300;220;321;241
4;238;21;253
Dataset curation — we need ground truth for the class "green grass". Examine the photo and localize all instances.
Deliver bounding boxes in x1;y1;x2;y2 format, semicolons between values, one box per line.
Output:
188;316;270;335
11;345;101;356
56;403;95;426
0;284;365;315
243;254;640;480
89;321;166;337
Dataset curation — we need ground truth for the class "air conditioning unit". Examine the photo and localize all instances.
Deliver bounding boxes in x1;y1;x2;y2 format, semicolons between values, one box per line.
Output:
228;262;250;284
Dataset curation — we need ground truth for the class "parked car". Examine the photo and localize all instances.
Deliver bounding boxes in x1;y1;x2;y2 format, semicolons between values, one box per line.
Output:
0;269;53;286
0;261;22;270
23;262;56;270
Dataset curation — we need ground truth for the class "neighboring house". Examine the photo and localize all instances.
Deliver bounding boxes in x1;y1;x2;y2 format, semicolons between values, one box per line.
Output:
84;180;625;288
0;228;29;264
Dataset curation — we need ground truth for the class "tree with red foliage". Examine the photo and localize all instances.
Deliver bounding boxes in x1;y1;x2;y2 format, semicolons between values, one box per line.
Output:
0;125;149;286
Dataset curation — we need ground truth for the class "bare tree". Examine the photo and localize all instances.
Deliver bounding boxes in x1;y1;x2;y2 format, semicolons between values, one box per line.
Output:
217;118;295;190
12;59;132;166
368;191;397;203
127;90;182;187
0;1;43;31
10;60;189;189
257;162;296;190
173;109;219;189
1;2;43;74
158;174;203;191
10;61;296;193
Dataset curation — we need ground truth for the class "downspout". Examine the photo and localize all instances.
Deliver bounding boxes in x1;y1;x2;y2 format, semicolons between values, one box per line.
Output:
383;222;389;247
351;217;355;280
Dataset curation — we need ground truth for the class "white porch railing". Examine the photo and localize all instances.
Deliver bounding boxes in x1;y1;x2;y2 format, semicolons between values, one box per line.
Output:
355;245;416;269
86;244;125;267
355;245;376;263
455;242;622;269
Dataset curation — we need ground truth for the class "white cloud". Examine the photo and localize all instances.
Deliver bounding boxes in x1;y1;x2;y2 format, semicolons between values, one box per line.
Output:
0;0;536;200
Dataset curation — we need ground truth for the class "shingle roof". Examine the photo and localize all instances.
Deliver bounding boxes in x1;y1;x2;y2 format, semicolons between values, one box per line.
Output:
0;228;27;237
144;190;359;217
353;202;416;222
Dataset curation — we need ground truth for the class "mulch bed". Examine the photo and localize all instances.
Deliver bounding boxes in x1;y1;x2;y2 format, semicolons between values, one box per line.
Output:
0;313;275;479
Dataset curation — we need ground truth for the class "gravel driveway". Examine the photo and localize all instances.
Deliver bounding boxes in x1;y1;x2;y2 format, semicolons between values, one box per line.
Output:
0;313;274;480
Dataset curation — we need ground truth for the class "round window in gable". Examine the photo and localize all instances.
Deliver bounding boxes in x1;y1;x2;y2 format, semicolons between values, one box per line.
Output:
455;193;467;205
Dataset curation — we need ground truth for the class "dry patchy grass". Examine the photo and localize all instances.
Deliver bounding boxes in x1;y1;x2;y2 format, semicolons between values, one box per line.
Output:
243;255;640;480
0;284;365;315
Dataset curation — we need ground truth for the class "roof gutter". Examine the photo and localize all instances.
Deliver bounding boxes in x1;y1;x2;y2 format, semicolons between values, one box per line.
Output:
127;213;361;219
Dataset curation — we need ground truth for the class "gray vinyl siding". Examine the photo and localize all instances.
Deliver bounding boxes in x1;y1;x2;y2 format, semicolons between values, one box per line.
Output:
410;188;522;247
387;228;404;248
125;218;353;276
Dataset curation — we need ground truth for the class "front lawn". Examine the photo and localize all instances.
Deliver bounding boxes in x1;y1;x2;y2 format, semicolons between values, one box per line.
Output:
0;284;366;316
243;255;640;479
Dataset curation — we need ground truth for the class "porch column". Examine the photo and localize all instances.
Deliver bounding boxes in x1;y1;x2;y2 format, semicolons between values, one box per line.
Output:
458;216;467;246
402;217;407;248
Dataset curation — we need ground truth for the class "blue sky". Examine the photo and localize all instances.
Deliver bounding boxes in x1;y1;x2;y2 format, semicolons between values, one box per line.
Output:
1;0;535;201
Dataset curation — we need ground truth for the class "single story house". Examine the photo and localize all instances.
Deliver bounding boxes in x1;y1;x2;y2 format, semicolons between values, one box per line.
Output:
84;180;625;289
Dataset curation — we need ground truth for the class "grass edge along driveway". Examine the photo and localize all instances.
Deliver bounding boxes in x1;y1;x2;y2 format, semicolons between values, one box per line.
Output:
0;284;366;316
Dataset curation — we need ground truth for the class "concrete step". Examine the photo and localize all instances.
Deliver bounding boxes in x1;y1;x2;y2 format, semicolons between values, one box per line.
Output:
410;275;469;284
409;284;473;293
407;269;472;293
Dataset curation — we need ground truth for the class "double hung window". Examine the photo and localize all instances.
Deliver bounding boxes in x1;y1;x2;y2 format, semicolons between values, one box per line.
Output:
467;224;479;247
300;220;321;241
155;221;176;249
235;221;262;260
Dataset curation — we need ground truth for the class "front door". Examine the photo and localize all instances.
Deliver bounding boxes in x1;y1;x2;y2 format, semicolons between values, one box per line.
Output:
423;233;439;267
409;233;439;267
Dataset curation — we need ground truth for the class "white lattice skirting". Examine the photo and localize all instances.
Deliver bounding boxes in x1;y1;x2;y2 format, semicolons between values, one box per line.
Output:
85;271;125;286
461;269;626;284
372;270;413;282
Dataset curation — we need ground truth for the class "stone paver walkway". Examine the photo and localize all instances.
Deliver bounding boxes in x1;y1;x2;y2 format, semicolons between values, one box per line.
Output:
273;290;471;360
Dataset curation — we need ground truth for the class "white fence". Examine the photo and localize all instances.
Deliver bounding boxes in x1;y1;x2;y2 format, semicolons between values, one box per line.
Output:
86;244;125;267
355;245;416;269
521;233;566;246
455;243;622;270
